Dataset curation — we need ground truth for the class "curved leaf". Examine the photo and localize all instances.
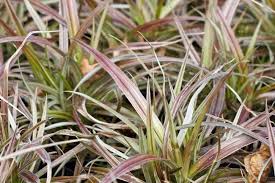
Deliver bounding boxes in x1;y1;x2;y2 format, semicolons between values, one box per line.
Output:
101;154;159;183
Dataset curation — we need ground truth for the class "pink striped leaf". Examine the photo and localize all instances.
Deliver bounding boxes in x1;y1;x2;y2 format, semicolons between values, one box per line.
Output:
101;154;159;183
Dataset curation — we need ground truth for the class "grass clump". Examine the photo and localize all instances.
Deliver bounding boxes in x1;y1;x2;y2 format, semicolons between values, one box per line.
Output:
0;0;275;182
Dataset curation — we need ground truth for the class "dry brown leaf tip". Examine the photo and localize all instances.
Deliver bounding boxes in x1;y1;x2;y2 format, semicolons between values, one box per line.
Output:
244;144;272;183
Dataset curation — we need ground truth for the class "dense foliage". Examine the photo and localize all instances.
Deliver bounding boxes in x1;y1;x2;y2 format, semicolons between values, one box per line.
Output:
0;0;275;182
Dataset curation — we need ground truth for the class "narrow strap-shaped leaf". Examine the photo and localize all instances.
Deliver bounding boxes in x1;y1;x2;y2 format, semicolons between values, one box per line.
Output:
222;0;240;23
101;154;159;183
266;109;275;174
29;0;67;26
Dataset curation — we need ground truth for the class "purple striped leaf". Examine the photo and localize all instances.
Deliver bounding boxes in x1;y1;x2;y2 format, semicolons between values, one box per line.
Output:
266;112;275;174
20;170;40;183
29;0;67;26
101;154;159;183
191;135;256;175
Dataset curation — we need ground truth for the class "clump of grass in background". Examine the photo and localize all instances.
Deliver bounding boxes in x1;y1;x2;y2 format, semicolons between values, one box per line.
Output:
0;0;275;182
